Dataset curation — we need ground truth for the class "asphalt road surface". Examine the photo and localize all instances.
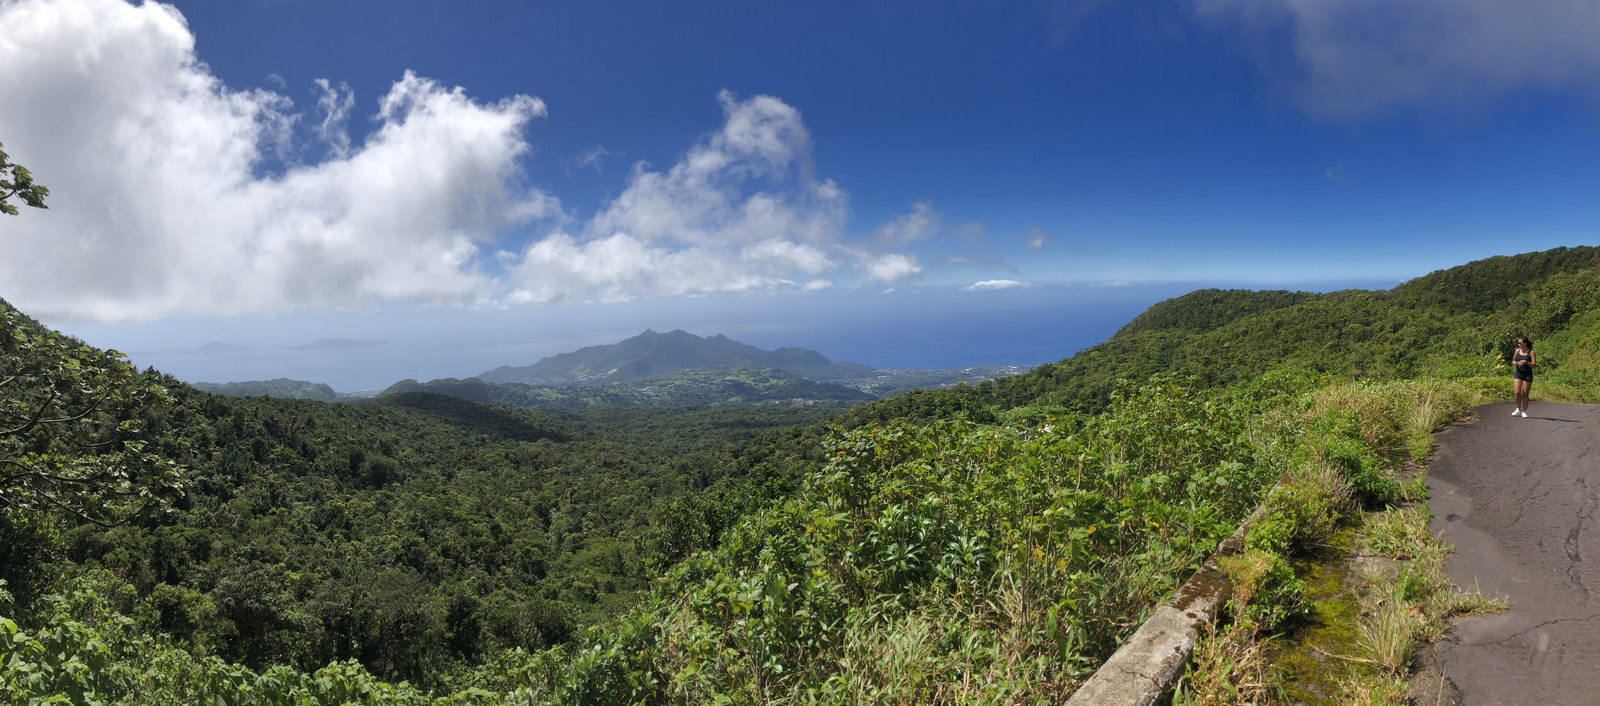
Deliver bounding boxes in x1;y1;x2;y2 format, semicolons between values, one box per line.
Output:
1428;401;1600;706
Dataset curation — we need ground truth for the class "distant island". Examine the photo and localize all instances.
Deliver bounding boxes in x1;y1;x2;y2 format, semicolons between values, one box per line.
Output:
193;329;1033;407
476;329;874;386
291;338;387;350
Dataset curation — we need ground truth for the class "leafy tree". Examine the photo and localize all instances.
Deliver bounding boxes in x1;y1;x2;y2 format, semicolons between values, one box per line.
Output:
0;142;49;216
1;304;184;526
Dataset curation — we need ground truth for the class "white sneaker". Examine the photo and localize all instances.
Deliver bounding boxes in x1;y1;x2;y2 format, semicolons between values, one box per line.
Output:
1522;409;1530;417
1513;408;1522;416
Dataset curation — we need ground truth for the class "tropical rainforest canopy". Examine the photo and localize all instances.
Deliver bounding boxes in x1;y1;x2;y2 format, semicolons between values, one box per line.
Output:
2;246;1598;703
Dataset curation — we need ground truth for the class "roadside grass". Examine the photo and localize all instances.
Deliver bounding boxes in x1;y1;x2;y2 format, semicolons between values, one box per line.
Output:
1175;376;1503;705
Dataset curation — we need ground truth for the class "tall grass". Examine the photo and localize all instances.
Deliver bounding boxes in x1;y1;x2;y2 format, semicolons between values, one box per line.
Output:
1177;376;1500;706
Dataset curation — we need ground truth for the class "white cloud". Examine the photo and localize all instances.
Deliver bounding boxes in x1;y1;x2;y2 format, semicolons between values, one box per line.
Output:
873;200;939;244
0;1;919;321
0;0;554;322
312;78;355;159
583;90;845;248
963;279;1027;291
859;252;922;282
568;145;611;178
1196;0;1600;119
504;232;837;304
505;90;918;301
1025;227;1050;250
943;254;1014;273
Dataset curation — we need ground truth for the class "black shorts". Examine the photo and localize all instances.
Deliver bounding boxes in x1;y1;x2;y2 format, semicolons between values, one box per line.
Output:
1514;369;1533;382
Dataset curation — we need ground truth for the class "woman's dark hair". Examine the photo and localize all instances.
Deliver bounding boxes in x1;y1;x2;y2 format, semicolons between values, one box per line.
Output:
1517;336;1533;349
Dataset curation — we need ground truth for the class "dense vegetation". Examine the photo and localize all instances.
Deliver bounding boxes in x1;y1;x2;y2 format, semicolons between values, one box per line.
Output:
837;245;1600;423
190;379;350;402
379;368;875;410
3;246;1599;703
2;306;841;692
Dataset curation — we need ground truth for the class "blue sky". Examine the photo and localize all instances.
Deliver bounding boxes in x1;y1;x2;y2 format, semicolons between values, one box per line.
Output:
0;0;1595;390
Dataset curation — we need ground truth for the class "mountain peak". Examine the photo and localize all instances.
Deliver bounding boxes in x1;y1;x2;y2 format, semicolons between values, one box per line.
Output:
476;330;870;386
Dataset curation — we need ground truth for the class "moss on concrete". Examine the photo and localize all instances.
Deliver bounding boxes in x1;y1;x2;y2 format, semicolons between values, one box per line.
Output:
1273;523;1375;705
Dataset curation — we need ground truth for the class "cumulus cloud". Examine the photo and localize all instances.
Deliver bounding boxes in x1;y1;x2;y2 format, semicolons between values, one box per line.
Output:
0;1;920;321
858;252;922;283
504;232;839;303
0;0;554;322
504;90;918;302
1196;0;1600;119
963;279;1027;291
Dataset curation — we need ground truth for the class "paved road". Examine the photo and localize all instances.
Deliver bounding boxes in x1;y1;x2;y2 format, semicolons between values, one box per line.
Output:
1427;401;1600;706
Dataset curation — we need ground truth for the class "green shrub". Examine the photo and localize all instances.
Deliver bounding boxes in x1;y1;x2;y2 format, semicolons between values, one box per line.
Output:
1219;548;1306;631
1245;463;1353;556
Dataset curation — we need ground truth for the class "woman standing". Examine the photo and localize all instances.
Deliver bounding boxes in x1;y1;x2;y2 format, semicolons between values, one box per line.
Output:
1512;336;1536;417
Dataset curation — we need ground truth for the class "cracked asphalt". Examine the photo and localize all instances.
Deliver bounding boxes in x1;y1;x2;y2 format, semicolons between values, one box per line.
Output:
1427;401;1600;706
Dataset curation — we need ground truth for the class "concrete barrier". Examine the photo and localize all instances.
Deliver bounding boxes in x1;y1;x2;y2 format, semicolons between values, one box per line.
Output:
1063;507;1260;705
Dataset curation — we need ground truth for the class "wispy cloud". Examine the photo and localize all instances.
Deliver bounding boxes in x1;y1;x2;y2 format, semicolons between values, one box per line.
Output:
1197;0;1600;119
312;79;355;159
944;255;1014;273
292;338;387;351
130;341;247;356
874;200;940;244
1046;0;1113;46
567;145;611;180
1323;161;1350;185
963;279;1028;291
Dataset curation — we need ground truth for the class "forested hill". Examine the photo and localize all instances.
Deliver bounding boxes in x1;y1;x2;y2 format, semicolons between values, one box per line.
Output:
190;378;348;402
477;329;874;385
0;298;844;688
1388;246;1600;313
378;367;876;409
836;245;1600;426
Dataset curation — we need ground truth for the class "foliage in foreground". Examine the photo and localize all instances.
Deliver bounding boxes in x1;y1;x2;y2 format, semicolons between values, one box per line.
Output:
4;374;1294;703
6;374;1501;704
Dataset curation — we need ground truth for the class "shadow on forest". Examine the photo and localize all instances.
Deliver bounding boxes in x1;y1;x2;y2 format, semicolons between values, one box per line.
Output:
373;391;571;443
